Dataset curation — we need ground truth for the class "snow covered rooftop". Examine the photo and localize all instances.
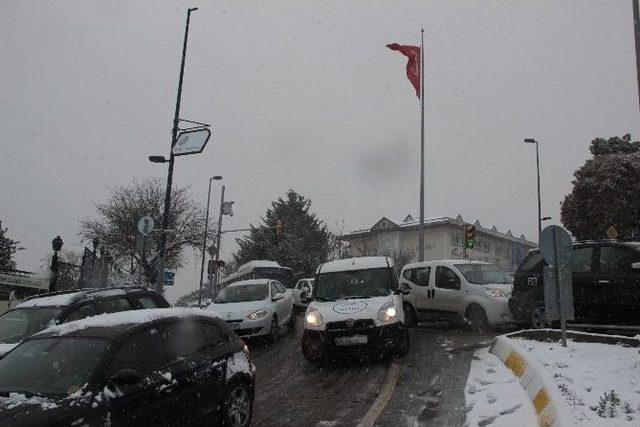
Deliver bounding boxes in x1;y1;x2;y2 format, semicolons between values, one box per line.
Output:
317;256;393;273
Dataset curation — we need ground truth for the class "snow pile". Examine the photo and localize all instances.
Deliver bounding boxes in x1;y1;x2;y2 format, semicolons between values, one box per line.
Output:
17;291;88;308
35;307;221;337
225;351;254;381
511;337;640;425
0;392;58;410
465;347;538;426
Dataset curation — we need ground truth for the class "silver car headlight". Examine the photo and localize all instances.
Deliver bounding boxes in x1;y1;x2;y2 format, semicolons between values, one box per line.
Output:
377;301;398;324
247;308;270;321
305;309;324;330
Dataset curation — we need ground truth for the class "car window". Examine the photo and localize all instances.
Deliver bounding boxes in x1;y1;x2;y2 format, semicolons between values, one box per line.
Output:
402;269;413;281
161;320;207;361
270;282;279;297
571;247;594;273
201;322;224;347
137;296;160;309
599;246;640;273
414;267;430;286
435;266;461;290
65;304;97;322
275;282;286;294
107;327;165;378
98;297;133;314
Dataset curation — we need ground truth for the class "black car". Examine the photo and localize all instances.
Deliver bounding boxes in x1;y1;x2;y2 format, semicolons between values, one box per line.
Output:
509;240;640;329
0;287;169;358
0;308;255;426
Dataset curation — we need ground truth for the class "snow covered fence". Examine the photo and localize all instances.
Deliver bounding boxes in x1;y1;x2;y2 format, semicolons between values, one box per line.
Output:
490;332;572;427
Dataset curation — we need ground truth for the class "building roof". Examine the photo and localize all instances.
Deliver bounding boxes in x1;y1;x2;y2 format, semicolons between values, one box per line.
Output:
343;214;537;246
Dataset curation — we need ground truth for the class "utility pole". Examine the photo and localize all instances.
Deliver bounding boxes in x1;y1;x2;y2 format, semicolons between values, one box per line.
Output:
212;185;226;297
198;176;222;307
418;28;426;261
156;7;198;294
633;0;640;113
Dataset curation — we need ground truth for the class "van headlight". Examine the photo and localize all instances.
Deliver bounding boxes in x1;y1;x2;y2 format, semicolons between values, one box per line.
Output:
305;309;324;330
247;308;270;320
484;288;511;298
377;301;398;324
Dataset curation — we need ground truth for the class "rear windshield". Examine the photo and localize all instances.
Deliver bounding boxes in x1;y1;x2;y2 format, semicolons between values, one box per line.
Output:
454;264;511;285
0;308;62;344
215;283;269;303
313;268;395;301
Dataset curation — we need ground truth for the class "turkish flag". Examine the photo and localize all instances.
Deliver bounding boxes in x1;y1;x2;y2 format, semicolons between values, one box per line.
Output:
386;43;420;98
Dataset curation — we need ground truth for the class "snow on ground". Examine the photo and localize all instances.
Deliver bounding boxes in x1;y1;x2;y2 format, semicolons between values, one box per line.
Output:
510;337;640;426
465;347;538;427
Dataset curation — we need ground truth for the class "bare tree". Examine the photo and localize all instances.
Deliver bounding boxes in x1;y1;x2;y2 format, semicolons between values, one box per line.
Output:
80;178;206;285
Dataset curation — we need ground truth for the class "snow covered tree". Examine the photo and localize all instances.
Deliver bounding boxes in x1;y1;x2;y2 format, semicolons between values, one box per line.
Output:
232;190;333;278
0;221;24;270
561;134;640;240
80;178;205;285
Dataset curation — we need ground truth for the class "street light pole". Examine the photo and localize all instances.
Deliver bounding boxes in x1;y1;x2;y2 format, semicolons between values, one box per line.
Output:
212;185;226;297
198;176;222;307
524;138;542;241
156;7;198;294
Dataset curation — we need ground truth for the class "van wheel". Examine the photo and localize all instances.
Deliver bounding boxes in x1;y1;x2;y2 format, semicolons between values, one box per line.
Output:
302;335;324;363
268;316;279;343
529;306;551;329
466;305;490;333
403;303;418;327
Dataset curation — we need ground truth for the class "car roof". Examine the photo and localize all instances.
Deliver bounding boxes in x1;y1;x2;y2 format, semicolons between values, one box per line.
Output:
15;286;156;309
32;308;222;340
317;257;393;273
227;279;271;287
402;259;490;270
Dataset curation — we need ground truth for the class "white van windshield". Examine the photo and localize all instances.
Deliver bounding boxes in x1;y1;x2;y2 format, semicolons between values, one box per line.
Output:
454;264;511;285
314;268;395;301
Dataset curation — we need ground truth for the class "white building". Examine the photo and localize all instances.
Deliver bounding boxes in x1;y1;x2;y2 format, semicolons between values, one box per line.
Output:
341;214;537;273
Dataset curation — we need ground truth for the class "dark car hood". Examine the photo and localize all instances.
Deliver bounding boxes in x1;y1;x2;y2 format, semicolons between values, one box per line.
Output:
0;394;97;427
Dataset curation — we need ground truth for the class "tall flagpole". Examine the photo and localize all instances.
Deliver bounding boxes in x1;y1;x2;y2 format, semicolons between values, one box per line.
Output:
418;28;425;261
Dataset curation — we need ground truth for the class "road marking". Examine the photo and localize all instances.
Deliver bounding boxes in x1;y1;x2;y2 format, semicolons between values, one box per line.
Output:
357;360;401;427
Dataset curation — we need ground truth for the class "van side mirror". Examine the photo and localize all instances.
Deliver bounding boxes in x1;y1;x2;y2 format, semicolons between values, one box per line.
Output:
272;292;285;301
632;262;640;270
109;369;142;387
397;283;411;295
447;278;460;289
300;291;310;303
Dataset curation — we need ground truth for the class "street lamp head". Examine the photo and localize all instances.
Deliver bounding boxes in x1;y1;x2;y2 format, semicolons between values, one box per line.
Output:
148;155;168;163
524;138;537;144
188;7;199;12
211;176;223;181
541;216;552;221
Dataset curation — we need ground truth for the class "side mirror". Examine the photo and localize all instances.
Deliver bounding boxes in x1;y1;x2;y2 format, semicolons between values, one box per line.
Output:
272;292;285;301
300;291;310;303
632;262;640;270
396;283;411;295
108;369;142;387
447;278;460;289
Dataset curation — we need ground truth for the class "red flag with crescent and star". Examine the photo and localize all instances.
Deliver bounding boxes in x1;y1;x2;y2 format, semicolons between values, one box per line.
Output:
386;43;420;98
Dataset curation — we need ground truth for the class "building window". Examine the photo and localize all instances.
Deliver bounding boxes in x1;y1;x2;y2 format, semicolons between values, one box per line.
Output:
450;232;460;246
483;241;490;253
380;220;388;229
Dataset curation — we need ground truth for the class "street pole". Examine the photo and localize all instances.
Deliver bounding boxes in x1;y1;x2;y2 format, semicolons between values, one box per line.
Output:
212;185;226;297
535;141;542;242
633;0;640;113
198;176;221;307
156;7;198;294
418;28;426;262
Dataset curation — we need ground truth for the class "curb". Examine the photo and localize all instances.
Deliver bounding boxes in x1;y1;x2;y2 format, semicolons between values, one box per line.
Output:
489;334;571;427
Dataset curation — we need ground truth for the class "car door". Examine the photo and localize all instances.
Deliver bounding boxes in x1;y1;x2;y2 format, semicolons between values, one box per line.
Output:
272;281;289;325
104;326;178;426
400;266;431;311
292;280;304;304
569;246;598;323
432;265;463;313
597;245;640;325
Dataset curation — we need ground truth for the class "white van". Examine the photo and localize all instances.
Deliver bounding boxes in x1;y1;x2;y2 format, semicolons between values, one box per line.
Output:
399;260;514;331
300;257;410;362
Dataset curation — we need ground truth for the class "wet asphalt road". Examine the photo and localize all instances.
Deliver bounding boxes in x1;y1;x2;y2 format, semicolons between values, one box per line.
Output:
248;315;499;426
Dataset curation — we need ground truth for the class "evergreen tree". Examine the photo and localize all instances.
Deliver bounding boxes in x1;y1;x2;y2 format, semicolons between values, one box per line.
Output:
0;221;23;270
232;190;333;278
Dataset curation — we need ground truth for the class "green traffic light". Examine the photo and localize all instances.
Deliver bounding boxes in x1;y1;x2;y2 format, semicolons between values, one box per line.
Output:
466;240;475;249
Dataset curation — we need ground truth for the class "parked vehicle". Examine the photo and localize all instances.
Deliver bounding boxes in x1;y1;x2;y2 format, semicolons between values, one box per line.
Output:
219;260;295;289
399;260;514;331
292;278;314;310
209;279;295;342
509;240;640;330
0;308;255;427
0;286;169;358
301;257;410;362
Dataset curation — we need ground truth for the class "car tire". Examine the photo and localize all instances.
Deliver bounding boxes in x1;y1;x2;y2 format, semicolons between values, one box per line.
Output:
223;381;253;427
301;334;324;363
403;303;418;327
529;305;551;329
268;316;279;343
466;305;490;333
288;311;296;332
395;326;410;357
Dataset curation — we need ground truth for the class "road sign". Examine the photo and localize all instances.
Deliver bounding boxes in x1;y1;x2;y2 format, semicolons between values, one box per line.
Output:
163;270;175;286
172;128;211;156
540;225;572;267
606;225;618;239
137;216;155;236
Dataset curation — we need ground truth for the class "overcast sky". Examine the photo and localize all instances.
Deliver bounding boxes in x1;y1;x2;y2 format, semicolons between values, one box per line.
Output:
2;0;639;302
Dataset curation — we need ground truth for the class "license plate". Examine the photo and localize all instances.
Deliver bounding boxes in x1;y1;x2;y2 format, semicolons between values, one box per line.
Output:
335;335;368;346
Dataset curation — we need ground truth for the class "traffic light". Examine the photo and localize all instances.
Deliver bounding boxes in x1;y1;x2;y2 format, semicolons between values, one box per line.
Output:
465;225;476;249
275;219;284;236
207;259;226;274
